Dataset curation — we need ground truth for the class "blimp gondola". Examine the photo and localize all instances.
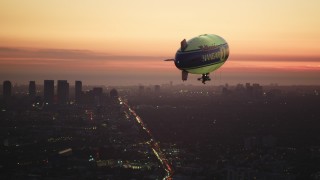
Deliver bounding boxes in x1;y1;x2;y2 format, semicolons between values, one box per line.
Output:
165;34;229;84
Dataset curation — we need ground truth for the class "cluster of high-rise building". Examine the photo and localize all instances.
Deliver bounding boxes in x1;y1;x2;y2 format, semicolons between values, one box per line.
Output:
2;80;81;105
1;80;120;106
42;80;72;105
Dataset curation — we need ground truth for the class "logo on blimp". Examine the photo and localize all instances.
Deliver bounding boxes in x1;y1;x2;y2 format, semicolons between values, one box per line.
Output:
201;45;228;62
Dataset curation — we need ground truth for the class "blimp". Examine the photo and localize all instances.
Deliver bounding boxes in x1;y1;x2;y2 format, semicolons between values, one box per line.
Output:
165;34;229;84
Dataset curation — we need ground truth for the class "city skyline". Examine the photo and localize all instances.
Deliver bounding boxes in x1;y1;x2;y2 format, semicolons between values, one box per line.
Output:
1;0;320;85
1;81;319;179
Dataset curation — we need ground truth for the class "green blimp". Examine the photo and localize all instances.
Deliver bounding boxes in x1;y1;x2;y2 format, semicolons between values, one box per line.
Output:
166;34;229;84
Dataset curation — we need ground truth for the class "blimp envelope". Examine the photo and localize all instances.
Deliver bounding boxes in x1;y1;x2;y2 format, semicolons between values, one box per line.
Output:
166;34;229;84
174;34;229;74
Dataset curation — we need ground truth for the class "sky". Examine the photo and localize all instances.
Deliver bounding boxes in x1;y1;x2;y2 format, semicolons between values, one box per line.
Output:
0;0;320;86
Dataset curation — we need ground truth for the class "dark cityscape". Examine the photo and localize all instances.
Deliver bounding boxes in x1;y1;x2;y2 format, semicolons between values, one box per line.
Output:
1;80;320;179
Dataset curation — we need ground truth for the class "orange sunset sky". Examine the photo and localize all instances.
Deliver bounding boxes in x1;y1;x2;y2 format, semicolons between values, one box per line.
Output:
1;0;320;85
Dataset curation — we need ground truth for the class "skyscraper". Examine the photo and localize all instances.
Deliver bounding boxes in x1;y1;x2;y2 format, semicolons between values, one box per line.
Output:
3;80;12;98
44;80;54;104
75;81;82;103
57;80;69;104
154;85;160;93
110;88;118;98
29;81;36;97
93;87;103;106
139;85;144;95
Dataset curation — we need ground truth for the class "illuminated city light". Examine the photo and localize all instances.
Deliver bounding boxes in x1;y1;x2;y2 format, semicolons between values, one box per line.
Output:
119;97;174;178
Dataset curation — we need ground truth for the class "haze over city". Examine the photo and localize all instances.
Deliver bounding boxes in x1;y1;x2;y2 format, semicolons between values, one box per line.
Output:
1;0;320;85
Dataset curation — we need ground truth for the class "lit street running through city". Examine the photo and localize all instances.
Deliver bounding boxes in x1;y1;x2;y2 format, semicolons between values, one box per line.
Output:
118;97;174;179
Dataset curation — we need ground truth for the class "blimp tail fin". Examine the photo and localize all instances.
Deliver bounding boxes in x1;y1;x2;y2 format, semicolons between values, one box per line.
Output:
182;70;188;81
180;39;188;51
